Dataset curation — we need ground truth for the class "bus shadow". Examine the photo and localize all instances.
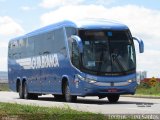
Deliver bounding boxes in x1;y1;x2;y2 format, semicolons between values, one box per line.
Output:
36;96;155;105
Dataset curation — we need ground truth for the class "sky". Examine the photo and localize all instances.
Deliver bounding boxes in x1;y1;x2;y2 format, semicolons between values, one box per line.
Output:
0;0;160;77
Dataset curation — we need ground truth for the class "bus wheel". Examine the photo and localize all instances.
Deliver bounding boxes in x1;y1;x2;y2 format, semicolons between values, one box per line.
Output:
107;95;120;103
64;82;77;102
24;82;31;99
19;83;24;99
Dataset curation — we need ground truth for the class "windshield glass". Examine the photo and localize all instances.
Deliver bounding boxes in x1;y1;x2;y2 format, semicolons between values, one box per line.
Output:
79;30;136;75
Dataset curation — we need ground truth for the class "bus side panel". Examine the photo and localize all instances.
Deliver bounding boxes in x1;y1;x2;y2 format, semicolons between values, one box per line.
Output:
8;59;17;91
30;27;69;94
8;39;23;92
8;26;83;95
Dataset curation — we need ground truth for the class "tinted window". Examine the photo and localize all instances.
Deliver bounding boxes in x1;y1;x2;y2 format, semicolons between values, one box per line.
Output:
71;41;80;68
65;27;77;38
79;30;136;75
9;40;20;59
53;28;66;54
34;33;46;56
26;37;34;57
34;28;66;56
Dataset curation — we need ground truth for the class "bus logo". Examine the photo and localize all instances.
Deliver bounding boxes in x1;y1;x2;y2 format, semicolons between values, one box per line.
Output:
31;54;59;69
16;54;59;69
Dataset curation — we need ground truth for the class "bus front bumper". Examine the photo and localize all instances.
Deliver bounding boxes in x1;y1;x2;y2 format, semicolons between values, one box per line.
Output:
81;81;137;97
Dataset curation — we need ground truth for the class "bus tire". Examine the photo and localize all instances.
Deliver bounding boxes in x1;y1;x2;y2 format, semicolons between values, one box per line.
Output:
18;83;24;99
107;94;120;103
64;82;77;102
24;81;32;99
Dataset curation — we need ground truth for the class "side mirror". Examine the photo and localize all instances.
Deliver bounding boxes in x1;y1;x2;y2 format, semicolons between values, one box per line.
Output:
71;35;83;53
133;37;144;53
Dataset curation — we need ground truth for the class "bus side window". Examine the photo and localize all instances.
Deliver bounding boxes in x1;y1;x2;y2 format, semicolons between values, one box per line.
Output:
8;42;12;59
71;41;80;68
26;37;34;57
11;40;19;59
65;27;77;38
19;38;27;58
53;28;66;55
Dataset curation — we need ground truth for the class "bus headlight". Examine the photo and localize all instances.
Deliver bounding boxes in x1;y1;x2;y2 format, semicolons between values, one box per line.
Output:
86;78;97;83
128;78;136;83
76;74;96;83
77;74;85;81
128;79;133;83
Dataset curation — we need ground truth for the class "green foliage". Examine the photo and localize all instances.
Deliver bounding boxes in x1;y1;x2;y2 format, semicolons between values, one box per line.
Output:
138;82;150;89
0;102;107;120
0;83;9;91
136;82;160;96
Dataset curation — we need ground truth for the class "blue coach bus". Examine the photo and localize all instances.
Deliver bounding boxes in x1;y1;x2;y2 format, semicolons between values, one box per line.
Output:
8;19;144;103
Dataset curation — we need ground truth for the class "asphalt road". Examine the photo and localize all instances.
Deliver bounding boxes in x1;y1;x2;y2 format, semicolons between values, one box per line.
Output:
0;91;160;114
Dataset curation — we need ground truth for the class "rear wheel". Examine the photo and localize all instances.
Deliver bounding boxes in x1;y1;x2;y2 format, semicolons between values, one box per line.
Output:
64;82;77;102
107;95;120;103
18;83;24;99
24;81;32;99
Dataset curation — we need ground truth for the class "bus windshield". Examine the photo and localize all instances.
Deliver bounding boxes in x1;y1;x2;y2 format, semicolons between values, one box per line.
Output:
79;30;136;75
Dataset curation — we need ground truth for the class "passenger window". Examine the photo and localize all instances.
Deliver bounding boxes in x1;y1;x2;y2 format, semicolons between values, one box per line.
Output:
12;40;19;49
26;36;35;57
53;28;66;55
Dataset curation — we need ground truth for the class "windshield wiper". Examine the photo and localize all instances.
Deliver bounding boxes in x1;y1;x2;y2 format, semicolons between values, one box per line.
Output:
111;53;128;73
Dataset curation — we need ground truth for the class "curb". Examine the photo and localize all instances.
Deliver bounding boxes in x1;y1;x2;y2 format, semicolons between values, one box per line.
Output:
122;95;160;99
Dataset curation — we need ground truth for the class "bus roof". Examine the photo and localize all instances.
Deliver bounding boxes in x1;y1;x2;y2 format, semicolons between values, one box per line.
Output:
11;19;129;41
75;19;128;30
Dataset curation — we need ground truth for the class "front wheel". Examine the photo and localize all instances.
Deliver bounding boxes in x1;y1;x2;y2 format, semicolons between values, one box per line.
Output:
107;94;120;103
64;82;77;102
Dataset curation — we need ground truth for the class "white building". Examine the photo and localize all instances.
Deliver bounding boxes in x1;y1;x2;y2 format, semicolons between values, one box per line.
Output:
136;71;147;84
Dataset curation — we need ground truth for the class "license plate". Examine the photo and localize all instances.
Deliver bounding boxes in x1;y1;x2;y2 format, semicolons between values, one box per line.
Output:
107;88;118;92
